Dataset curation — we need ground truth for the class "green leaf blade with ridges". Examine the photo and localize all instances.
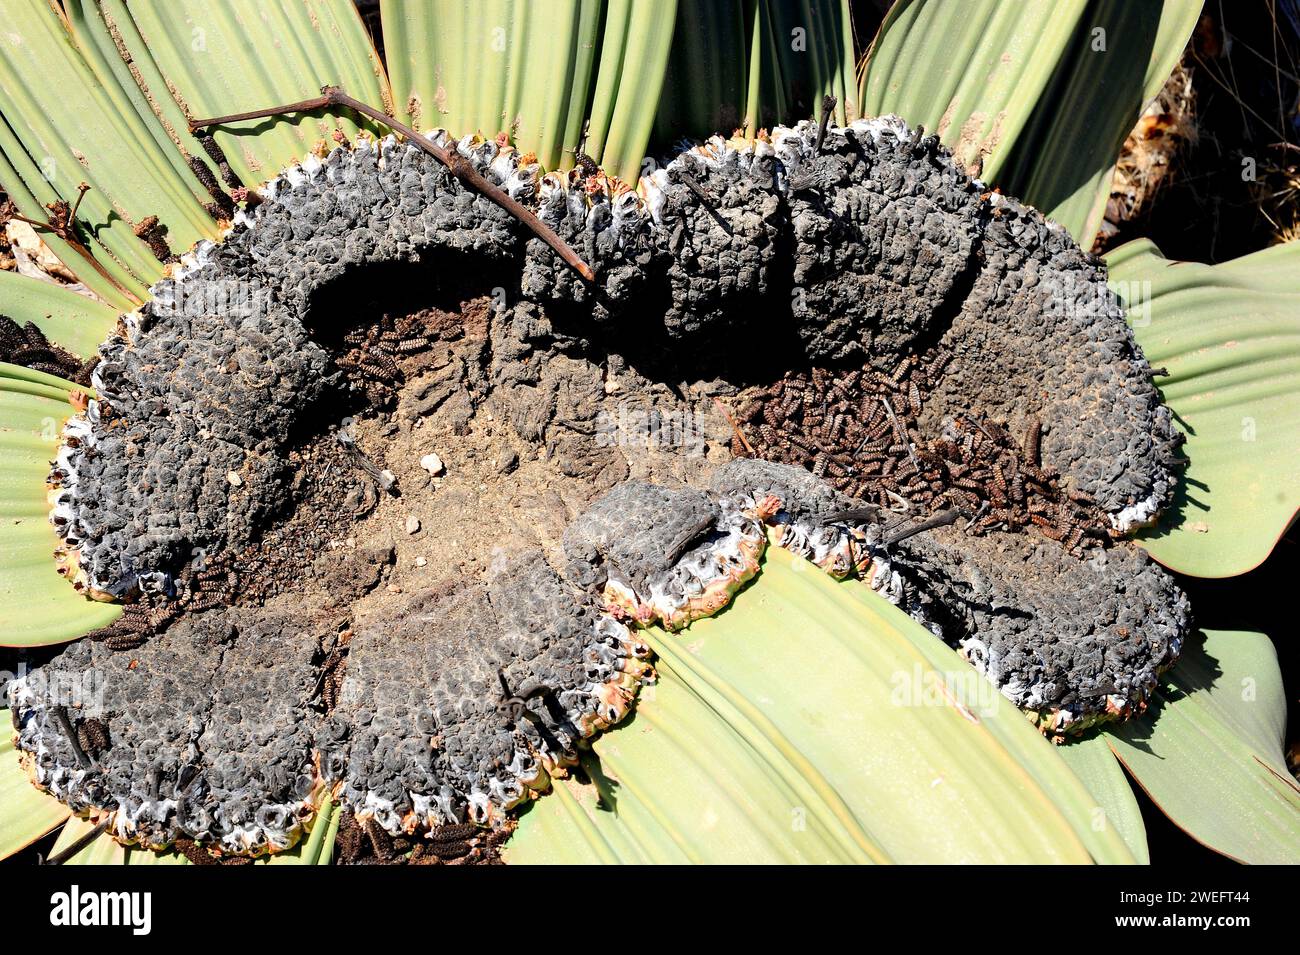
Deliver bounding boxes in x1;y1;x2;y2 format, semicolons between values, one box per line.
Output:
832;561;1137;865
0;0;221;283
507;545;1135;864
1056;731;1149;864
580;0;680;182
860;0;1089;177
0;113;146;307
761;0;856;126
382;0;604;171
860;0;1201;243
653;0;749;143
383;0;681;180
1001;0;1204;243
1107;238;1300;577
1107;629;1300;865
655;0;856;145
0;270;118;359
61;0;234;223
0;369;121;647
116;1;390;189
379;0;857;182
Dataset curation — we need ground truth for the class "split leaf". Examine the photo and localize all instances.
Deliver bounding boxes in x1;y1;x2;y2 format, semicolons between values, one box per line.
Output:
860;0;1202;243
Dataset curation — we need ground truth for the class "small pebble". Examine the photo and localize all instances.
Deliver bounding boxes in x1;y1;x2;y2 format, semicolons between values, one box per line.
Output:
226;472;243;487
405;515;421;535
420;452;445;476
414;556;427;567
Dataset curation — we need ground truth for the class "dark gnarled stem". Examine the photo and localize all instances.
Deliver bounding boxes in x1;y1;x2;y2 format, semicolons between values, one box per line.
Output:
189;86;595;282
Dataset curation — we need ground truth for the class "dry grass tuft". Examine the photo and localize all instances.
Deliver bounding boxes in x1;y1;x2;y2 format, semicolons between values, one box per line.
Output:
1253;142;1300;242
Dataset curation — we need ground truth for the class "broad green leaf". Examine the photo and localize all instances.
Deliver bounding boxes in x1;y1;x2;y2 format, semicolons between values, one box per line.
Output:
0;362;91;398
757;0;858;127
1107;238;1300;577
388;0;858;180
1057;732;1149;864
64;0;247;212
860;0;1087;175
0;707;72;860
834;567;1137;866
382;0;687;181
860;0;1201;243
111;1;390;189
1108;629;1300;865
507;545;1135;864
0;368;121;647
653;0;751;142
0;271;118;359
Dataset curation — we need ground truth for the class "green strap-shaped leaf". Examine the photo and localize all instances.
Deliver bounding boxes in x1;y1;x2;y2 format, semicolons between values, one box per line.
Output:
757;0;857;126
1106;238;1300;577
833;566;1138;865
507;545;1135;864
0;707;72;861
860;0;1201;243
0;367;121;647
1056;731;1149;864
0;270;118;359
654;0;857;143
580;0;680;182
381;0;604;171
112;1;390;190
382;0;680;181
334;1;859;182
653;0;750;142
1107;629;1300;865
0;1;221;285
0;119;145;308
60;1;238;222
63;1;242;208
861;0;1087;175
